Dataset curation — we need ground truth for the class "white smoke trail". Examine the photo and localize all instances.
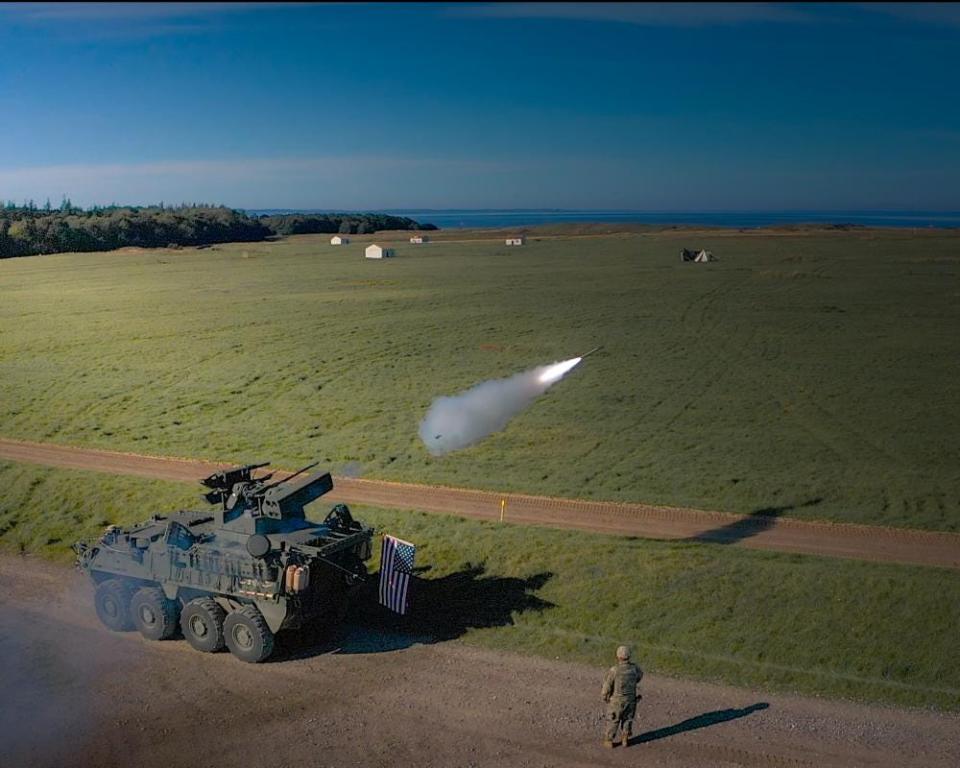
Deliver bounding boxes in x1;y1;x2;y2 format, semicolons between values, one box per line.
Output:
419;357;583;455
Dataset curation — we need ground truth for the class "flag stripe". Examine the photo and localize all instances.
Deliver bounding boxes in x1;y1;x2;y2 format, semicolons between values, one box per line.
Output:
379;534;415;615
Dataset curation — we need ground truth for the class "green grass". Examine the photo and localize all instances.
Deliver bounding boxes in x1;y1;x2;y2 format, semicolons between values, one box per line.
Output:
2;461;957;710
2;231;959;530
0;460;199;559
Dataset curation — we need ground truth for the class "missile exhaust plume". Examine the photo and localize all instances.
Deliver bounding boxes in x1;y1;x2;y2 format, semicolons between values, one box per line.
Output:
419;355;587;456
538;357;582;384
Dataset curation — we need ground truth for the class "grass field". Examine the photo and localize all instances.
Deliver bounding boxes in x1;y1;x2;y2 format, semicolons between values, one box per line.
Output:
1;229;959;530
2;460;957;710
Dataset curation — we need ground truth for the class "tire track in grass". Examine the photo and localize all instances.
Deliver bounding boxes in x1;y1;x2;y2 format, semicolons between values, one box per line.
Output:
599;271;750;482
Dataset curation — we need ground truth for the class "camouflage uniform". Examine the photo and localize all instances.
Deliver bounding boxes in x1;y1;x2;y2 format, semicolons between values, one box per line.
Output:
602;658;642;744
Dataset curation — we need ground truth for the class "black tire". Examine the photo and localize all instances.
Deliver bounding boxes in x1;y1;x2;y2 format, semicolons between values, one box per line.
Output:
224;605;275;663
181;597;226;653
94;579;134;632
130;586;179;641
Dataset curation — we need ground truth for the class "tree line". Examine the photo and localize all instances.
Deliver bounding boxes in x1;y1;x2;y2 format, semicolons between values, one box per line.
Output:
259;212;438;236
0;202;437;258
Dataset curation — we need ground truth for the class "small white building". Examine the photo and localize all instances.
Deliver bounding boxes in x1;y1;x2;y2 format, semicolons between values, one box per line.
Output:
365;244;395;259
410;235;429;244
331;236;349;245
505;237;526;246
694;249;715;262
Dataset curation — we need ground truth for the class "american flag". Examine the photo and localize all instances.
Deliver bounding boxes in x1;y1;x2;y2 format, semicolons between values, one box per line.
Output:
379;535;416;615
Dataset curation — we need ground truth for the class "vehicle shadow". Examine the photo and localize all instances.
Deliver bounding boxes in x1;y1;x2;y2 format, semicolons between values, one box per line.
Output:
273;563;554;660
689;498;823;545
630;702;770;745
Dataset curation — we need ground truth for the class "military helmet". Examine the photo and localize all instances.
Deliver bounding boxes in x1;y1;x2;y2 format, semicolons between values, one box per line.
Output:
616;645;631;660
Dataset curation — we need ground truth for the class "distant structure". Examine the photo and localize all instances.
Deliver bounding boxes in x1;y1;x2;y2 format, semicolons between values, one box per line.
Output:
331;236;349;245
505;236;526;246
680;247;716;263
410;235;429;244
365;244;395;259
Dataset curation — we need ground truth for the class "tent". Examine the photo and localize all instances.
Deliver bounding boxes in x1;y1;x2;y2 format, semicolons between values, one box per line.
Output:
365;244;395;259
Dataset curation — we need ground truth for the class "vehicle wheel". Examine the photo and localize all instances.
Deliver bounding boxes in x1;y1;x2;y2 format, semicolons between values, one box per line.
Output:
94;579;134;632
181;597;226;653
130;586;179;641
224;605;275;663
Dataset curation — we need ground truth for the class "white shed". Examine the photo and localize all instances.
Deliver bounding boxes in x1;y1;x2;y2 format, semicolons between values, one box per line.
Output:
331;236;349;245
410;235;429;244
505;237;526;246
365;244;395;259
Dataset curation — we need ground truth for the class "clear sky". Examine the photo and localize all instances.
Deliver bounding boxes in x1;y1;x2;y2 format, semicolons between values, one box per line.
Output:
0;2;958;210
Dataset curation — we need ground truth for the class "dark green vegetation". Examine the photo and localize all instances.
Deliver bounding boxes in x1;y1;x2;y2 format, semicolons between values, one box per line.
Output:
1;230;958;530
2;461;957;709
260;212;435;236
0;203;270;257
0;203;432;258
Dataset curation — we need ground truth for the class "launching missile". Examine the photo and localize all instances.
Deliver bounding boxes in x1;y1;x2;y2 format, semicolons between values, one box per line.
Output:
581;346;603;359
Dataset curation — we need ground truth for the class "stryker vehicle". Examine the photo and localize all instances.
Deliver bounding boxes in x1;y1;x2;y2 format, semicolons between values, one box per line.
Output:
73;461;374;662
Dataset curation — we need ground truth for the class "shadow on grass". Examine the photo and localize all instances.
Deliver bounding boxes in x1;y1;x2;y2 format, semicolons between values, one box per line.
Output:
632;702;769;745
690;498;823;545
274;563;554;660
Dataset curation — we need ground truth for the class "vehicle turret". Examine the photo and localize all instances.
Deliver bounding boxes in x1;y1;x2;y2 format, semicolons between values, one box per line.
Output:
73;461;375;663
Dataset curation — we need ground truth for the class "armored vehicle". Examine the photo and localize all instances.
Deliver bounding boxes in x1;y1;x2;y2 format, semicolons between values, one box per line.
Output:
74;461;374;662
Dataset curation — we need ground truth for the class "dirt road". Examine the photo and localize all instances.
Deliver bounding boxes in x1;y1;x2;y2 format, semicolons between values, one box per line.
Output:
2;437;959;570
1;554;956;768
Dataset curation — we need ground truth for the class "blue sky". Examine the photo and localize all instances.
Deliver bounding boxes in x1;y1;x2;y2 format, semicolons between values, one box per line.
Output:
0;2;958;210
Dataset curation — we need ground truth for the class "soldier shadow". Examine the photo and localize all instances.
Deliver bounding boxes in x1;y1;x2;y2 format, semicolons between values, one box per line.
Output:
630;702;769;745
689;498;823;545
273;563;554;660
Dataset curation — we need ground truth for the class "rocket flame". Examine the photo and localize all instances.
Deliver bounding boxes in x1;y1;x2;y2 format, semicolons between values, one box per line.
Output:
537;357;582;384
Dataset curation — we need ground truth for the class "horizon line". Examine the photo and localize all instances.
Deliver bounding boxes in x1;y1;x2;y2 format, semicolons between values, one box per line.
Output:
246;207;960;215
3;203;959;216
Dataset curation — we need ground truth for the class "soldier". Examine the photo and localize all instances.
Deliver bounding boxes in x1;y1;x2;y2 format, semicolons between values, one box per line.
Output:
601;644;642;748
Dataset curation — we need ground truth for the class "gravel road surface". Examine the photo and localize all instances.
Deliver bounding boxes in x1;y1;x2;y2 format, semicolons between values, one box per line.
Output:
1;555;957;768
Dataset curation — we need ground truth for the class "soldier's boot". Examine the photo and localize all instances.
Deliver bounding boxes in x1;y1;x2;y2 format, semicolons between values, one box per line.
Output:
621;730;630;748
602;739;614;749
